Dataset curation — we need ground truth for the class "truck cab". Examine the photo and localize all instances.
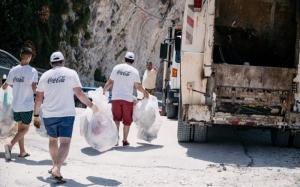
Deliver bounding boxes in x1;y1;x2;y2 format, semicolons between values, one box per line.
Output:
160;27;182;119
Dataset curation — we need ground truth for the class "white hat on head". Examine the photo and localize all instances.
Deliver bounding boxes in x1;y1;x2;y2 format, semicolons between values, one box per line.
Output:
125;52;134;60
50;52;65;62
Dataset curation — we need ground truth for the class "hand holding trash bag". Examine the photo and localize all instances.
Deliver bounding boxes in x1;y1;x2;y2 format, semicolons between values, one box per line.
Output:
91;104;99;113
33;116;41;128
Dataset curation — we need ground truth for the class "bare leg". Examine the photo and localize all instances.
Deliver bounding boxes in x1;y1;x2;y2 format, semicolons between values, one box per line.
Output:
114;121;120;132
123;125;130;141
49;137;58;171
51;137;71;178
7;121;29;155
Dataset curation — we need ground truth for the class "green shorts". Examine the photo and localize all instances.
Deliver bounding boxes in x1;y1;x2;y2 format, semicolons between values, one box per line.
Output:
13;111;33;125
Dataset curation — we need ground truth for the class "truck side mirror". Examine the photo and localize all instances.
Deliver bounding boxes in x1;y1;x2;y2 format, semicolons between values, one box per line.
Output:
160;43;168;59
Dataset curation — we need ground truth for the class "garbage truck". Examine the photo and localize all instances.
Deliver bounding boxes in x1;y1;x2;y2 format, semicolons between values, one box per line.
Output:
173;0;300;147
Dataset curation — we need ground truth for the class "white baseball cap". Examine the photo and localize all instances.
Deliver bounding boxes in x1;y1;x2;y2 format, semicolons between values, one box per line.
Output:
125;52;134;60
50;51;65;62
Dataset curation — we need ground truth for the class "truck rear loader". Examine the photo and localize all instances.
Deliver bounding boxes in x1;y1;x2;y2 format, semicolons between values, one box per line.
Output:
172;0;300;147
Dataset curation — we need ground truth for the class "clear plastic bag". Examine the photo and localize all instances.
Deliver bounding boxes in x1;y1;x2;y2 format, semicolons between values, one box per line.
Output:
134;95;162;142
0;86;14;137
80;87;118;152
35;107;48;138
133;95;157;130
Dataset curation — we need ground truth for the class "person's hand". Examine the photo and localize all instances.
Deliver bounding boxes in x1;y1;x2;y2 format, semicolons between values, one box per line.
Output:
91;104;99;113
144;91;149;98
33;117;41;128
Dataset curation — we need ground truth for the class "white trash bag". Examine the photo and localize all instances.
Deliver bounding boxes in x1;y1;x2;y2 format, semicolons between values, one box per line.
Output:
35;108;48;138
80;87;118;152
133;95;157;130
136;102;162;142
0;86;14;137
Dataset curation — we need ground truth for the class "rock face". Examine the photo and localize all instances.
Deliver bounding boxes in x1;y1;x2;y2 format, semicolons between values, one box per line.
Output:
61;0;184;88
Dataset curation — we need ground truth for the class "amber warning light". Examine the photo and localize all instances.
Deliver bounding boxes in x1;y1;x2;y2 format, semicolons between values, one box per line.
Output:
194;0;202;12
172;68;178;77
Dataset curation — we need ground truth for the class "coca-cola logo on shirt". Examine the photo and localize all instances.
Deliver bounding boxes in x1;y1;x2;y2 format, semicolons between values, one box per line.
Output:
47;76;66;84
13;76;24;82
117;70;130;76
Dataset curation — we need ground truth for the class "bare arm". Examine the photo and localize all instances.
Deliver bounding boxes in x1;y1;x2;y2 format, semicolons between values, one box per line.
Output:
135;82;149;98
34;91;44;115
73;87;93;108
32;82;37;92
103;79;114;93
1;82;8;90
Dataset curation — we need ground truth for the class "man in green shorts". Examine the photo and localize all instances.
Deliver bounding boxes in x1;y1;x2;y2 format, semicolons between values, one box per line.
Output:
2;47;38;160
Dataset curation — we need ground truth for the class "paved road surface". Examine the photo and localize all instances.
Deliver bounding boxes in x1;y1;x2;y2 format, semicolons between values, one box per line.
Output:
0;108;300;186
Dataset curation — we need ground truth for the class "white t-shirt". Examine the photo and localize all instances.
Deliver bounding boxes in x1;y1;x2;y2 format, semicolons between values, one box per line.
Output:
142;69;157;89
36;66;82;118
6;64;38;112
110;63;140;102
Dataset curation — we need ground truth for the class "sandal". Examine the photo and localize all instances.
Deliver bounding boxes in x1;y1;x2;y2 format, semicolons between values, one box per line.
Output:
18;153;30;158
51;176;66;184
122;140;130;146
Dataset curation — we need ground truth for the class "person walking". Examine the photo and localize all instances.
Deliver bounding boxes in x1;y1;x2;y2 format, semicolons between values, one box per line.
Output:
2;47;38;160
33;51;98;183
142;61;157;95
103;52;149;146
2;74;7;85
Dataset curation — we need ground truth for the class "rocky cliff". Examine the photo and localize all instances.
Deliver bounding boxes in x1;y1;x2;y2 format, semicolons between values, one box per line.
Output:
61;0;184;88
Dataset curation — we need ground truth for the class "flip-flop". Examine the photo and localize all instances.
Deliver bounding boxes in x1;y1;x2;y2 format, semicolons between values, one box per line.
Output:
18;153;30;158
4;145;11;161
51;176;66;184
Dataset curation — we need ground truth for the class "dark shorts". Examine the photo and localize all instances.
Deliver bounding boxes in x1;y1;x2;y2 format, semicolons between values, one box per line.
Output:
43;116;75;138
112;100;133;126
13;111;33;125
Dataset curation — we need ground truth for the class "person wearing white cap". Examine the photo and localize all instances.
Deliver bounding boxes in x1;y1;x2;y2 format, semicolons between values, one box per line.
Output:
2;74;6;85
2;47;38;160
103;51;149;146
33;51;99;183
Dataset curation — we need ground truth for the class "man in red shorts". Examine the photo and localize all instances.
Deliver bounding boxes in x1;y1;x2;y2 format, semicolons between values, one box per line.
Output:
103;52;149;146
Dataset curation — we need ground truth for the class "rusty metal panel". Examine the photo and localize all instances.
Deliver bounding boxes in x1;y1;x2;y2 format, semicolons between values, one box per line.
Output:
214;64;295;90
187;105;211;122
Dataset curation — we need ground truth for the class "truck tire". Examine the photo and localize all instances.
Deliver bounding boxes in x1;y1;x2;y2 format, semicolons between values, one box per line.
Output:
161;104;167;116
177;120;191;142
292;132;300;148
271;129;290;147
194;125;208;143
167;102;176;119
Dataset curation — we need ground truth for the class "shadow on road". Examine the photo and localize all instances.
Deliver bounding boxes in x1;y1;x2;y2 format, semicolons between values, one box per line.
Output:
114;142;163;152
81;142;163;155
37;176;121;186
81;147;105;156
179;126;300;169
8;158;67;166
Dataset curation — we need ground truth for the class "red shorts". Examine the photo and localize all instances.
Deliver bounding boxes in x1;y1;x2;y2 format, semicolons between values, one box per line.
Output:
112;100;134;126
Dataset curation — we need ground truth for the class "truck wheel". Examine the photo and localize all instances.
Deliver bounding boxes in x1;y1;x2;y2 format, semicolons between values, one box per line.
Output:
194;125;208;143
292;132;300;148
161;104;167;116
75;101;86;108
271;129;290;147
177;120;191;142
167;103;176;119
